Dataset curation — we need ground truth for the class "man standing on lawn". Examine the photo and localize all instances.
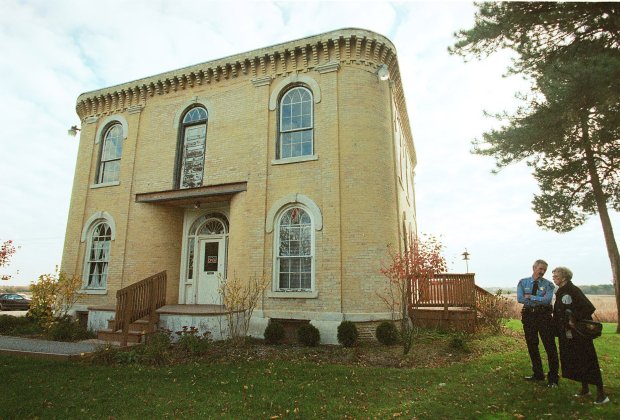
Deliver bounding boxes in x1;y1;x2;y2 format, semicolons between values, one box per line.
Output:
517;259;559;387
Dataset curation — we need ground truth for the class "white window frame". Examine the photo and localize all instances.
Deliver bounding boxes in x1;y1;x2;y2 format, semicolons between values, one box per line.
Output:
266;194;322;298
278;86;314;159
83;222;111;291
273;205;315;293
80;212;116;294
96;123;124;184
178;106;208;189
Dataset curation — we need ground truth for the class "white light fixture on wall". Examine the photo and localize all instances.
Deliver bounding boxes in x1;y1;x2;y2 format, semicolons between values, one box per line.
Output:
67;125;81;136
376;64;389;81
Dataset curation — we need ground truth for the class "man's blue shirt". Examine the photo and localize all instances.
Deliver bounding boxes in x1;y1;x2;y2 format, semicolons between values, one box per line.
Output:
517;276;555;307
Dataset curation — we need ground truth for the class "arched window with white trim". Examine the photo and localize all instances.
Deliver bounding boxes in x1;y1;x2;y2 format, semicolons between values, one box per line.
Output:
278;86;313;159
177;106;208;189
275;206;314;291
85;222;112;289
97;123;124;184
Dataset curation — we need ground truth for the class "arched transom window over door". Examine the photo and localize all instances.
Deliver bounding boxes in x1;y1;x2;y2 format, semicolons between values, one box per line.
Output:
279;87;313;159
277;207;313;290
178;107;208;189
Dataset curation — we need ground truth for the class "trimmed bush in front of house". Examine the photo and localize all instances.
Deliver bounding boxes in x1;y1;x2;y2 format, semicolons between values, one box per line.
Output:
264;319;285;344
297;323;320;347
337;320;359;347
376;321;399;345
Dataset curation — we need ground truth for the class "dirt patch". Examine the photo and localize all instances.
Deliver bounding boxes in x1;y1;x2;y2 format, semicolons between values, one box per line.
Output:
196;330;516;369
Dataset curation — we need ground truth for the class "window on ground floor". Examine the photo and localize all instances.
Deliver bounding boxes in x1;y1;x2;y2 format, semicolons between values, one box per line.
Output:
275;206;314;291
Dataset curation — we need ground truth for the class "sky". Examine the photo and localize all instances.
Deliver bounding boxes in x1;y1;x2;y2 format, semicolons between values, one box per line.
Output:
1;0;618;289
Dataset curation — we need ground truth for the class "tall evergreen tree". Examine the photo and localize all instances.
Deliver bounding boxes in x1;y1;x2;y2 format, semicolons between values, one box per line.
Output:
450;2;620;332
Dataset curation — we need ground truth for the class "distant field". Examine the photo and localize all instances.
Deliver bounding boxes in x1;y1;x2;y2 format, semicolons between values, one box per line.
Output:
504;294;618;322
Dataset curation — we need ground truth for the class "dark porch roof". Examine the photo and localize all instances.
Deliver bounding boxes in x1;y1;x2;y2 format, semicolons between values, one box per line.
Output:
135;181;247;207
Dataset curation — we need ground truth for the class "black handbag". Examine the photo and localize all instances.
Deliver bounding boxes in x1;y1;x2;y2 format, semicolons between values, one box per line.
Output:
574;320;603;339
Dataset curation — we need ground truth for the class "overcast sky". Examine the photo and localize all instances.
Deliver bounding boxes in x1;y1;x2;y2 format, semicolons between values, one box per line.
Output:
1;0;618;289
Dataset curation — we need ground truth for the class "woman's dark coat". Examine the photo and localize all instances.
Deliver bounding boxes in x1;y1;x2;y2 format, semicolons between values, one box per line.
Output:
553;281;602;385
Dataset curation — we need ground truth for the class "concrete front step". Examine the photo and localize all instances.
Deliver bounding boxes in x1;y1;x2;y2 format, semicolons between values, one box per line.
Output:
107;318;159;333
100;315;161;345
97;329;145;344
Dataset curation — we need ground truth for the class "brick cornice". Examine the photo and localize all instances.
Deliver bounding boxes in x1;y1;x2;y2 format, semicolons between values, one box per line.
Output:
75;28;413;153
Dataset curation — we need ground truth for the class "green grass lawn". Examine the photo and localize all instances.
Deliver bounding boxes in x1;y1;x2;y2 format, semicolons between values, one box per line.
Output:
1;322;618;419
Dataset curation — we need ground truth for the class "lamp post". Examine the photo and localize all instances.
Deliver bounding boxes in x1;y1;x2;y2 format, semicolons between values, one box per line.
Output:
462;249;470;273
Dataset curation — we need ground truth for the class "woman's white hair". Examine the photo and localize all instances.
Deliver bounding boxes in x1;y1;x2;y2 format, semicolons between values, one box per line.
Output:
552;266;573;281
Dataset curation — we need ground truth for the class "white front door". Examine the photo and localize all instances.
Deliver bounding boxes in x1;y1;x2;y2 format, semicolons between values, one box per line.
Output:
196;238;226;304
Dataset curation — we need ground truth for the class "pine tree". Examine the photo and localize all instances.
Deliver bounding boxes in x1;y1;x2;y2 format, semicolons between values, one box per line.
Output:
451;2;620;332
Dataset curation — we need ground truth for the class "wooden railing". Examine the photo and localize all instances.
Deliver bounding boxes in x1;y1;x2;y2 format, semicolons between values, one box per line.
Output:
115;271;167;346
474;285;494;309
408;273;476;310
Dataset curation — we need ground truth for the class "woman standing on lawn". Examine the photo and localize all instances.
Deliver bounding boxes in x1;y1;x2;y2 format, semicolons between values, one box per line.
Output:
552;266;609;405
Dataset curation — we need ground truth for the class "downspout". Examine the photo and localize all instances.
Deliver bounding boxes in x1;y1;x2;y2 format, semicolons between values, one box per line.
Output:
387;78;403;255
336;68;344;317
120;108;143;290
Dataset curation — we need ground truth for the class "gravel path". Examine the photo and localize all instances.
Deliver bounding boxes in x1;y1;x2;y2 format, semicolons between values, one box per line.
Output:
0;335;103;356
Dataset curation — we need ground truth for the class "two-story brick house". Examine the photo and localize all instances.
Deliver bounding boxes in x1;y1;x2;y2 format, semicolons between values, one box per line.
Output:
61;28;417;344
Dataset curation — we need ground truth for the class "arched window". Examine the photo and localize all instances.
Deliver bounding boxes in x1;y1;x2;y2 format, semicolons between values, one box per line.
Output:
85;222;112;289
275;206;313;291
177;106;208;189
279;86;313;159
97;123;123;183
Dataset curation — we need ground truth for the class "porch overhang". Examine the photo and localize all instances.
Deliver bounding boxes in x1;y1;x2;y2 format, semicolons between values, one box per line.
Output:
135;181;247;207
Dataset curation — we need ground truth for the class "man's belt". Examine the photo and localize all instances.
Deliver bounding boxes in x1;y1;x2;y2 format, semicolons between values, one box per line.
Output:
522;305;552;314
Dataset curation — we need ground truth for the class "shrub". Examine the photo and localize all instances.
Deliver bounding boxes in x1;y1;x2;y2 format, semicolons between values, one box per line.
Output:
140;331;172;366
448;332;470;353
476;290;511;334
113;348;140;365
264;319;285;344
89;344;119;365
175;326;210;356
297;323;320;347
218;274;270;343
45;315;92;341
0;314;42;336
337;321;359;347
376;321;399;346
89;345;144;366
29;270;82;331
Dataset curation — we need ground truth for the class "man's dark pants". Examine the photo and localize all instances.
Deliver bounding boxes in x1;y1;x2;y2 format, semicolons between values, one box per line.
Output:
522;308;559;383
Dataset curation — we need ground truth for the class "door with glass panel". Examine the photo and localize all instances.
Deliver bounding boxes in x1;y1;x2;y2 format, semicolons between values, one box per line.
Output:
196;238;225;304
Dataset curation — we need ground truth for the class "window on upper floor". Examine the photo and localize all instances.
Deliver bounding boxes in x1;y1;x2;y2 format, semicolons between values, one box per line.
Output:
97;123;124;184
176;106;208;189
84;221;112;290
278;86;313;159
275;206;314;291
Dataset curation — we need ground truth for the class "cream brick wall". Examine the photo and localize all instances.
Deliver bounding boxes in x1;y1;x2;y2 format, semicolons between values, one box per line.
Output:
61;28;416;325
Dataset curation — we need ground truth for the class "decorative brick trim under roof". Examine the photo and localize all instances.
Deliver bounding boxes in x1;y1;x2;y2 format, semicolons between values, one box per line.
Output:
75;27;414;161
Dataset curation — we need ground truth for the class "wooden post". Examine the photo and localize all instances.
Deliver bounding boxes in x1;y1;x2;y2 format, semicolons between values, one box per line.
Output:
148;275;157;332
121;288;133;347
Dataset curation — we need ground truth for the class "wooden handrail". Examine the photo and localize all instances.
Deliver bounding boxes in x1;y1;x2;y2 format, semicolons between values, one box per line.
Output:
474;284;493;305
474;284;498;311
115;271;167;346
408;273;476;310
